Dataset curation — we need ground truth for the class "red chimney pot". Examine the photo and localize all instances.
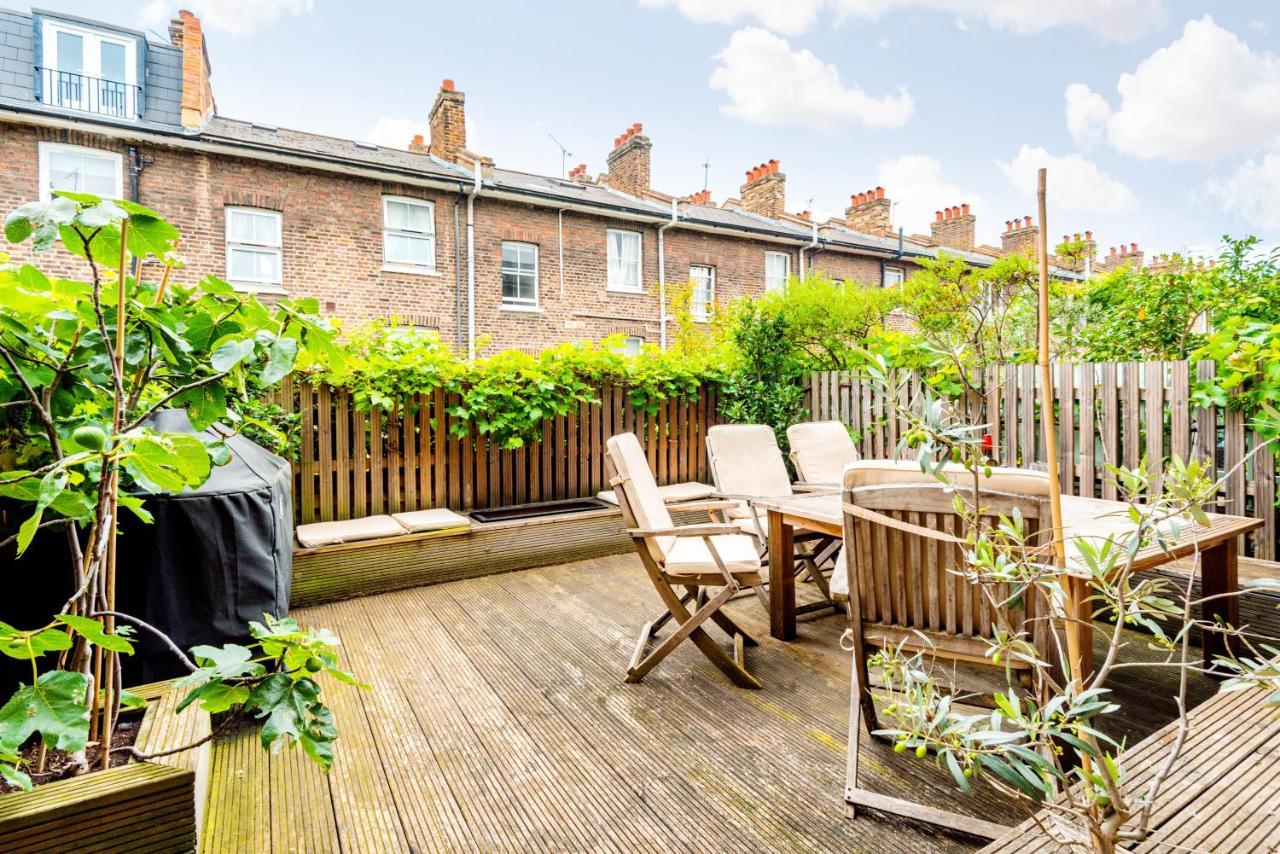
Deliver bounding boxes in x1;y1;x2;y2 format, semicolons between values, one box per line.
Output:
1005;220;1012;232
961;202;970;215
1085;230;1093;240
412;134;424;145
875;186;885;199
442;79;455;92
1131;242;1138;252
935;210;943;222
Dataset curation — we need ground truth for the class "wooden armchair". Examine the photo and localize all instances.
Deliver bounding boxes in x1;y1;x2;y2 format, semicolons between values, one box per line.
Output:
605;432;768;689
841;481;1057;840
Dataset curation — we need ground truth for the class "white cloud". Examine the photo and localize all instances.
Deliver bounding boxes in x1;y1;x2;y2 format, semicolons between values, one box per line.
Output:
644;0;1163;40
1205;152;1280;232
997;145;1138;214
363;117;420;150
709;28;913;129
875;155;983;238
139;0;314;37
1067;16;1280;160
1064;83;1110;149
637;0;823;35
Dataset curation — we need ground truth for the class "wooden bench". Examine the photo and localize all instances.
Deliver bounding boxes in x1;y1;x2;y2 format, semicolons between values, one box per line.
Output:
979;683;1280;851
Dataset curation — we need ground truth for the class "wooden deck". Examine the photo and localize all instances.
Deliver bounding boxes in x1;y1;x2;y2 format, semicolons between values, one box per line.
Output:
202;553;1273;853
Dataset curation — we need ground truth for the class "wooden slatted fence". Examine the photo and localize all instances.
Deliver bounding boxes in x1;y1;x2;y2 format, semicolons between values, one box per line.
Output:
806;362;1278;561
277;379;719;525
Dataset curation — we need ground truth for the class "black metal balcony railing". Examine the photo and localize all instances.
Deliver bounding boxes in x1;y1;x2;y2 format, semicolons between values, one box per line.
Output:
36;67;140;120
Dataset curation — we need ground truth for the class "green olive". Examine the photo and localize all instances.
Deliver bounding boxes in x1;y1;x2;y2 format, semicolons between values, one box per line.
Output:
72;425;107;451
894;740;908;753
915;744;927;758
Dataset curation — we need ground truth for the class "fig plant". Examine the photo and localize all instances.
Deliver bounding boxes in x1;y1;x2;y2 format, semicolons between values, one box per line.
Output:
0;192;357;790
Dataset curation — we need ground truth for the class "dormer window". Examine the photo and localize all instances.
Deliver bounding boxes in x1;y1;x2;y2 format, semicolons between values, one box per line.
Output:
39;20;139;119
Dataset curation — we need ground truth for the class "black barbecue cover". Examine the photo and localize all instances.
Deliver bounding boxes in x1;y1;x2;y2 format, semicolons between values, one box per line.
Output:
114;409;293;682
0;410;293;690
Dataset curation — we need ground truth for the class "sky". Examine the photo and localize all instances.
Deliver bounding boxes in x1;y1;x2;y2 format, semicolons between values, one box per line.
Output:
36;0;1280;258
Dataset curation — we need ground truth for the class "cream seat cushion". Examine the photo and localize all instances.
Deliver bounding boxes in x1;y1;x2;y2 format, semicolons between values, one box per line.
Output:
707;424;793;519
842;460;1051;496
595;481;717;506
663;533;762;576
296;514;405;548
606;432;677;564
392;508;471;533
787;421;859;485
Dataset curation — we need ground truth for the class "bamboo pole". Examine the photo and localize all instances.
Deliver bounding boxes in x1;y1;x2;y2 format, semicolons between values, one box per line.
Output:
1036;169;1088;689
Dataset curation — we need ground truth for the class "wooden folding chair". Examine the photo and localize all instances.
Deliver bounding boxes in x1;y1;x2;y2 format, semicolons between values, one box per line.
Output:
840;482;1056;840
606;432;769;689
705;424;840;605
786;420;860;488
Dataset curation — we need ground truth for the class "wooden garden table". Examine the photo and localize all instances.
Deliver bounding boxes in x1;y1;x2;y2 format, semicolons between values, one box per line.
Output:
752;491;1262;673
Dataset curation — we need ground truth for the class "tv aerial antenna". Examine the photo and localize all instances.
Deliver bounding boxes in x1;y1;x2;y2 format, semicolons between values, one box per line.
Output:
548;133;572;178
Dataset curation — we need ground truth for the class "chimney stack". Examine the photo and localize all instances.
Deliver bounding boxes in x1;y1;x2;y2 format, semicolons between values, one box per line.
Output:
845;186;893;236
1000;214;1040;258
930;201;976;250
170;10;214;130
605;122;652;197
739;159;786;218
408;133;429;154
428;78;467;163
686;189;713;206
568;162;592;183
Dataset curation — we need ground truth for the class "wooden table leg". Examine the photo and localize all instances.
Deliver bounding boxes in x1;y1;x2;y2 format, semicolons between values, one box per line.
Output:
1200;537;1239;669
769;510;796;640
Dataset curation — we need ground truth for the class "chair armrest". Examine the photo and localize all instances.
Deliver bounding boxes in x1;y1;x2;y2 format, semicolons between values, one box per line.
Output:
710;491;757;502
666;499;740;513
627;523;743;538
794;482;839;493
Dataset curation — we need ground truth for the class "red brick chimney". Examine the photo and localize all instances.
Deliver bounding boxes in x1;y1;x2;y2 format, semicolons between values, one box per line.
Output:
567;163;592;184
1001;215;1039;257
845;186;892;236
686;189;713;206
429;79;466;163
740;160;785;219
408;134;429;154
605;122;652;196
169;10;214;130
930;202;975;251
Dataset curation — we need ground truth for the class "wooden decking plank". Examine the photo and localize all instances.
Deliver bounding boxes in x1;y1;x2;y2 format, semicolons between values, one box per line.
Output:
417;584;688;852
476;563;978;851
354;592;546;853
449;568;851;853
204;725;271;853
303;601;409;853
319;599;478;854
267;728;340;853
374;590;612;852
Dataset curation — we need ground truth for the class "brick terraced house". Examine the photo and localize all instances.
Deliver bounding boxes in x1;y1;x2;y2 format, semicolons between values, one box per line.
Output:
0;7;1112;355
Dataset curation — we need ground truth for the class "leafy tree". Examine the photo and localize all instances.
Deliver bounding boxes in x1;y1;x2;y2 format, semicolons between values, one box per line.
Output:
0;193;356;789
754;273;899;371
718;300;806;448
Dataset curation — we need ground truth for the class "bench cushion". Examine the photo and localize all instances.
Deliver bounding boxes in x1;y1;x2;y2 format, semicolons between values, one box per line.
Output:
296;515;405;548
392;508;472;533
595;481;717;506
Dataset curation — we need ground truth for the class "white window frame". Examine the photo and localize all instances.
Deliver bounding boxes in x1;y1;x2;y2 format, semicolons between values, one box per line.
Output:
501;240;539;309
689;264;715;322
620;335;645;356
40;19;139;118
224;207;284;293
765;251;790;293
606;228;644;293
37;142;123;202
381;195;437;274
882;266;905;287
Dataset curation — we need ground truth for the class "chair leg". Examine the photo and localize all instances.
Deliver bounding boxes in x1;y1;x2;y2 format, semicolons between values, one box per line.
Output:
708;608;759;647
627;581;762;689
650;588;696;636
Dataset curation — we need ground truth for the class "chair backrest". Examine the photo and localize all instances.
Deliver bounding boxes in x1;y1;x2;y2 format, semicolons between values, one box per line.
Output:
605;432;675;564
787;421;859;484
706;424;793;519
843;459;1051;497
841;481;1052;656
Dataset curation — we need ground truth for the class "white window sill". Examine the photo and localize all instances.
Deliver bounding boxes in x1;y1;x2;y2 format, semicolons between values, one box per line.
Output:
229;281;287;296
606;287;647;296
382;263;441;277
500;303;542;314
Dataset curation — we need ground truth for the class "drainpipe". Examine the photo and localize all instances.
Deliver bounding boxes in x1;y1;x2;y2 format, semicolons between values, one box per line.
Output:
879;226;905;286
657;198;677;350
466;161;481;360
453;185;464;351
126;145;142;202
558;209;566;299
799;218;819;279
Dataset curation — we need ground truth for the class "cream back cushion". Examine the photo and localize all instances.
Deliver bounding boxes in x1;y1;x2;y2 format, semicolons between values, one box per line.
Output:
607;432;675;561
841;459;1051;496
787;421;859;484
706;424;793;518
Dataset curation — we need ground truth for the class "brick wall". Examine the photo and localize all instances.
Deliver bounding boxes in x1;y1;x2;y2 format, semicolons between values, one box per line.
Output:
0;118;919;352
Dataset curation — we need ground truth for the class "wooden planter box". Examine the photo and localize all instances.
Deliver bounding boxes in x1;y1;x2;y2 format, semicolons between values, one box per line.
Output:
0;681;210;853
